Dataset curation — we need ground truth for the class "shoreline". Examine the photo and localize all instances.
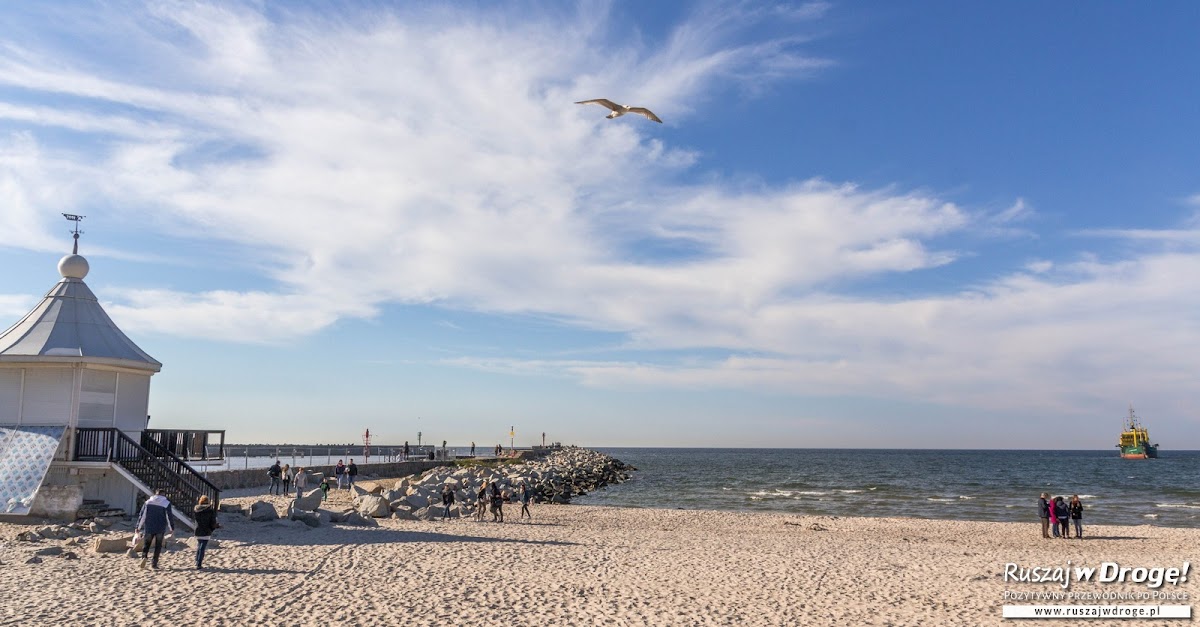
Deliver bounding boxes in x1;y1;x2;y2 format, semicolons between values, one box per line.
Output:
3;481;1196;625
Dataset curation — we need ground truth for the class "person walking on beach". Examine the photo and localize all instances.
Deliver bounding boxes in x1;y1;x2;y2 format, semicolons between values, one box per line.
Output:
519;482;532;521
135;489;174;570
1068;495;1084;539
319;476;330;501
1054;496;1070;538
281;464;292;497
294;467;308;497
441;485;456;520
490;482;504;523
470;441;475;457
476;482;488;521
193;495;219;570
1038;493;1051;539
334;460;346;490
268;460;283;496
347;459;358;489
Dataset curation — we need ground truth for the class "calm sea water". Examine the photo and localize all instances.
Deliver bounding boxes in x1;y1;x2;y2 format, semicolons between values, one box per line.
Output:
573;448;1200;528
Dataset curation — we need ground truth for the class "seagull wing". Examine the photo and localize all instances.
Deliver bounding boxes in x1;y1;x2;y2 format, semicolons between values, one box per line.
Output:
628;107;662;123
575;98;620;111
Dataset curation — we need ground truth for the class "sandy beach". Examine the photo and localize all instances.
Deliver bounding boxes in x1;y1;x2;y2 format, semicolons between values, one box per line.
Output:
1;482;1195;626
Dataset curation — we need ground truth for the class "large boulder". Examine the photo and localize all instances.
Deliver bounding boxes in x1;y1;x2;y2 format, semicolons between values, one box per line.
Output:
37;526;66;540
391;506;416;520
293;488;324;512
341;512;378;527
404;493;429;509
249;501;279;521
357;494;390;518
91;536;132;554
290;510;322;528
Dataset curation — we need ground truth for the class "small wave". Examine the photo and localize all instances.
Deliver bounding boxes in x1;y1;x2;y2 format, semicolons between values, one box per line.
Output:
927;497;956;502
868;487;878;491
1143;513;1159;519
1155;503;1200;509
837;489;864;494
798;491;829;496
958;496;974;500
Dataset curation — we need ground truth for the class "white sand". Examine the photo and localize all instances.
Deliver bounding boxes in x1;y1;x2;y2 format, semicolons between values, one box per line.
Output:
1;485;1195;626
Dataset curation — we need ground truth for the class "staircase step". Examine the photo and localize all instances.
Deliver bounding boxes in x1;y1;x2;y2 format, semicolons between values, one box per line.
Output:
76;502;125;518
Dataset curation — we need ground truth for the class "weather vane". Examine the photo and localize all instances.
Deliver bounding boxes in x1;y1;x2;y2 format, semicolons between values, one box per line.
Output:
62;213;85;254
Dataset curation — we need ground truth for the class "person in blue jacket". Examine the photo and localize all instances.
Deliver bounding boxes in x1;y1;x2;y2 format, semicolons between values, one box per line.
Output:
136;489;174;569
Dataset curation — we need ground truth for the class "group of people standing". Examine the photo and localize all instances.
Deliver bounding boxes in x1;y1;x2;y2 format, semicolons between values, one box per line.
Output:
1038;493;1084;539
269;459;357;496
333;459;358;490
464;481;533;523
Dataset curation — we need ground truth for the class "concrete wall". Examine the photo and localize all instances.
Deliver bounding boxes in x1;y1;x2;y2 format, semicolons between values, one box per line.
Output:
28;484;83;519
202;460;448;491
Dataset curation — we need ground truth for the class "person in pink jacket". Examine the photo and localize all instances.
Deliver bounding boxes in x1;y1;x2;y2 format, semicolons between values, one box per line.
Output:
1048;495;1060;537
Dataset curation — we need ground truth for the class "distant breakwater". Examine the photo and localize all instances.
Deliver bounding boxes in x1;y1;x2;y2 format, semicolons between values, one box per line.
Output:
205;446;635;505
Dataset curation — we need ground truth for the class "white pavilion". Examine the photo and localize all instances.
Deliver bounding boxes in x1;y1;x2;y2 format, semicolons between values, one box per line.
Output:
0;232;221;523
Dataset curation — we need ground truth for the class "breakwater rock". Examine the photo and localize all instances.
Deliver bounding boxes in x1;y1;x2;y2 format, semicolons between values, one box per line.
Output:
351;446;634;521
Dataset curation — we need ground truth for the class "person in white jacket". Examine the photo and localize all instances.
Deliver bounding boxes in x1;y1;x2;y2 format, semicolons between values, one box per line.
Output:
135;490;174;570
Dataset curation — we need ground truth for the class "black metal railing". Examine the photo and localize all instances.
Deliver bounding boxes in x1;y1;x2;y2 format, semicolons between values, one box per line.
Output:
113;431;220;516
141;429;226;461
74;427;118;461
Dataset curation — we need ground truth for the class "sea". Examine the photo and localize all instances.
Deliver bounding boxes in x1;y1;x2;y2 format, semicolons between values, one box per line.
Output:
205;447;1200;528
573;448;1200;529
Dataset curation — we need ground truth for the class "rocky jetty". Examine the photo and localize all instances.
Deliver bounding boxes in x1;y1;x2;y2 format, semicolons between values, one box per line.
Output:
226;447;634;526
347;446;634;522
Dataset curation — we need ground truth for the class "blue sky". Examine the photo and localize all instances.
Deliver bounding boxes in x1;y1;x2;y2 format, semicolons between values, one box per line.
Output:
1;1;1198;448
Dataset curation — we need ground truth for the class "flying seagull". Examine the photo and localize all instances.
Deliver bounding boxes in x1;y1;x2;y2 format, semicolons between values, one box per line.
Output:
576;99;662;123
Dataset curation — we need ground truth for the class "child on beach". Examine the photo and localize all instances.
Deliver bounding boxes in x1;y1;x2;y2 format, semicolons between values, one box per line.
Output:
319;477;330;501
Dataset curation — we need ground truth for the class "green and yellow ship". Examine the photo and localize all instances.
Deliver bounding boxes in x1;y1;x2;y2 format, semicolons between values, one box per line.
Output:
1117;405;1158;459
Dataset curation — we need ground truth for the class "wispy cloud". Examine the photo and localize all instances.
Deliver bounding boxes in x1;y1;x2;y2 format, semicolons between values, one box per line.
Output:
3;2;1199;419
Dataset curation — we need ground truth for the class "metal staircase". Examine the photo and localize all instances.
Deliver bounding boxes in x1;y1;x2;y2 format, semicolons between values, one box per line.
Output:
74;427;221;529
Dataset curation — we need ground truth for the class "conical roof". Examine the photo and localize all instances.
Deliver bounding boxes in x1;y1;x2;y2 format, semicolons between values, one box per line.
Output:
0;254;161;372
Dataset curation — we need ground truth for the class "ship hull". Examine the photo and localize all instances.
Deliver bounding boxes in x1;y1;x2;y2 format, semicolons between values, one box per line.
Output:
1118;444;1158;459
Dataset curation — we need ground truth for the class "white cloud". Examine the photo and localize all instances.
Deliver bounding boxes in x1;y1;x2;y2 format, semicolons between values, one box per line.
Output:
0;294;36;322
2;2;1198;420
